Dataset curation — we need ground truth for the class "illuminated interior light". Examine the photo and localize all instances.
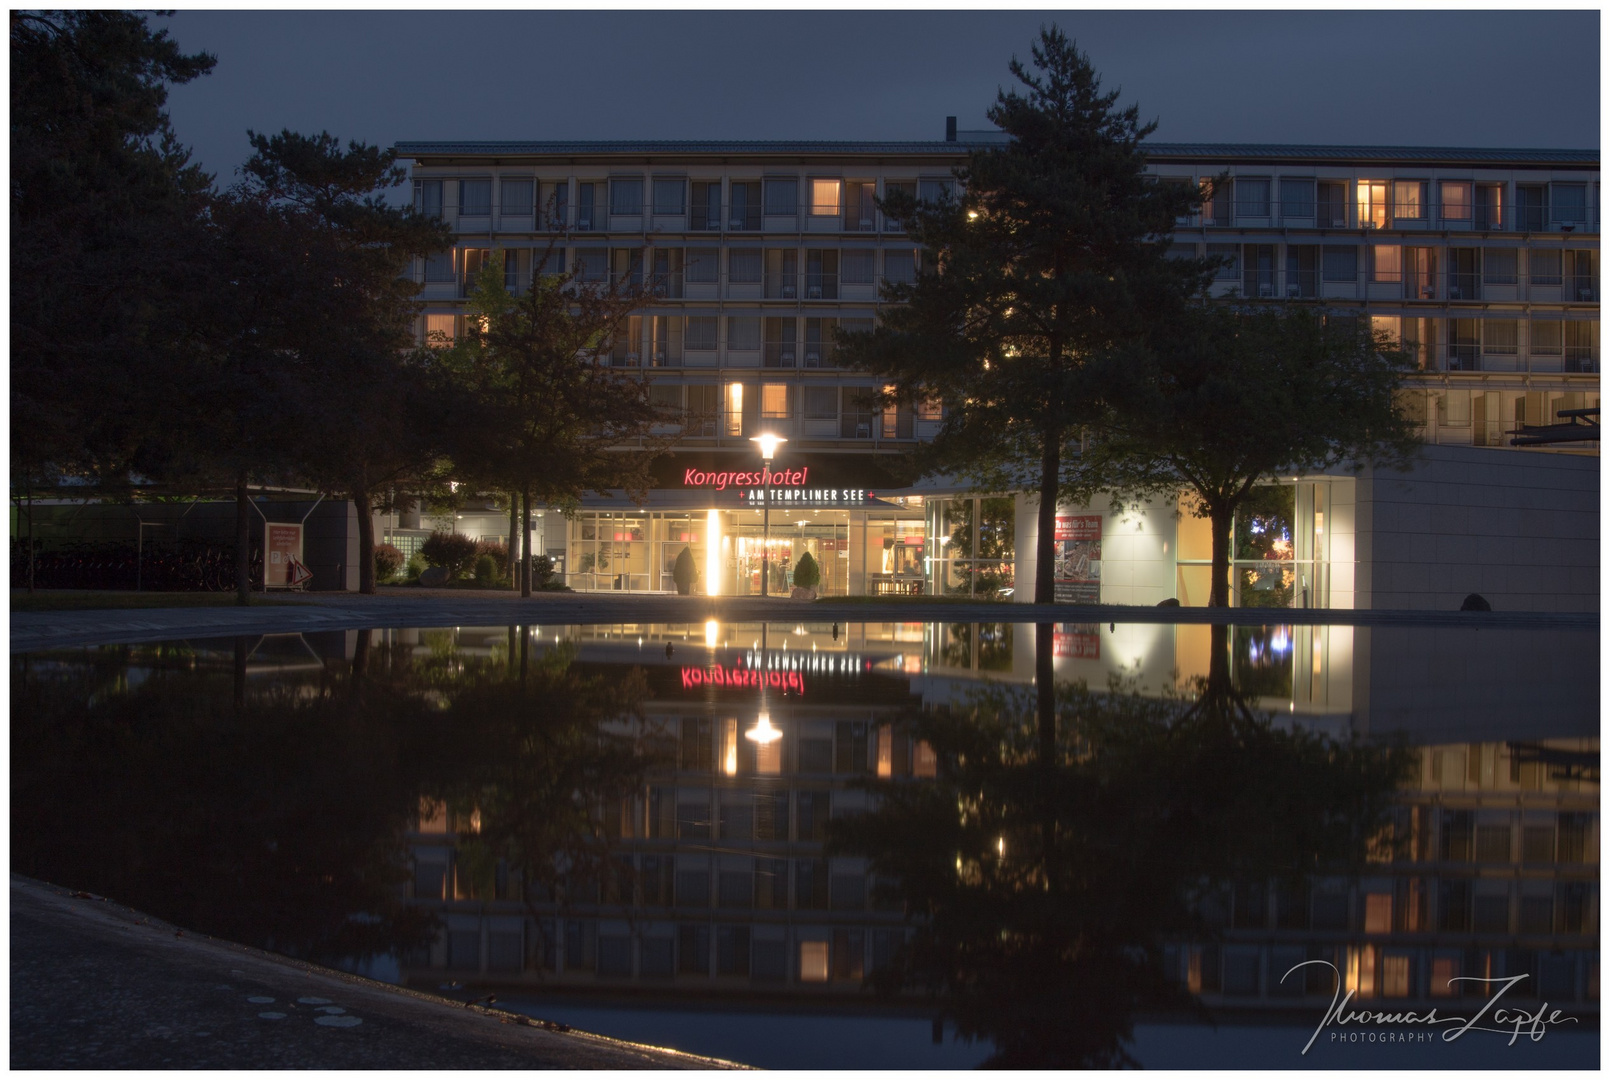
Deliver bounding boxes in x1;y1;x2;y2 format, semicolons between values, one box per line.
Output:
723;718;739;776
705;509;721;594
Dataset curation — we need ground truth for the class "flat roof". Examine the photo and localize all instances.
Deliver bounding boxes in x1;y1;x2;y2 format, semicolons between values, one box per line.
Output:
396;139;1597;169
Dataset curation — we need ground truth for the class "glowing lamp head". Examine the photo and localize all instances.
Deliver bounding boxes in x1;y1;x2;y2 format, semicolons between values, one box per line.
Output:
750;432;787;462
745;712;783;744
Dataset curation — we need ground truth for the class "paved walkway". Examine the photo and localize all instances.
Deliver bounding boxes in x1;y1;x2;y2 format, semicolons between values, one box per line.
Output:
9;588;1596;653
10;875;744;1070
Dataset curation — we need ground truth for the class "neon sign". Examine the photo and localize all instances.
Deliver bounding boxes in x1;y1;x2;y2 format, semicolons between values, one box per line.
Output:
684;467;808;490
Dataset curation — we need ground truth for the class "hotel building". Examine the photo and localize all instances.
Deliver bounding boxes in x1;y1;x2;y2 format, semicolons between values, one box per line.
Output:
394;133;1599;610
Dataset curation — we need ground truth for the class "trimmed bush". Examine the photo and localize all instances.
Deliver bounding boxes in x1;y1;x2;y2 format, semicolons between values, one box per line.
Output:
474;537;508;578
792;551;821;589
474;554;498;585
403;552;427;584
374;543;405;583
529;554;556;589
420;530;478;580
672;546;696;595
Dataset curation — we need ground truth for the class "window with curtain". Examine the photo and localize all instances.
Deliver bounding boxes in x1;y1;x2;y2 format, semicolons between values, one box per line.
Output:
728;248;762;284
803;387;838;419
459;179;491;216
1482;320;1518;355
1392;180;1425;220
841;249;875;285
727;317;760;351
1206;243;1239;280
610;177;643;215
424;251;455;281
1529;319;1563;355
1530;250;1563;286
883;250;917;285
1237;177;1271;217
652;177;685;215
1371;245;1402;283
574;248;607;282
1439;181;1472;221
1482;249;1518;285
810;179;842;216
1552;183;1588;223
1279;177;1314;219
416;179;444;217
1322;245;1358;282
685;317;718;351
1355;180;1388;228
764;177;798;215
500;178;534;216
918;178;954;204
761;383;789;418
685;248;719;283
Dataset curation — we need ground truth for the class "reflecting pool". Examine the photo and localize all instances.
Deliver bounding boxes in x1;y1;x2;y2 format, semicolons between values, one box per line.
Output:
12;619;1598;1068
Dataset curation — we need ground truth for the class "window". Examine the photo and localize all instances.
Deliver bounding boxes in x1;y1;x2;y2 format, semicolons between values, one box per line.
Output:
917;396;942;421
761;383;789;418
844;180;876;229
1371;245;1402;283
1317;181;1348;227
1483;249;1518;285
1207;243;1239;281
574;247;607;283
690;181;721;229
648;384;682;415
1517;184;1548;230
918;178;954;204
841;249;875;285
1530;319;1564;356
576;182;600;229
1475;184;1503;230
883;249;917;285
727;317;760;352
1392;180;1425;221
501;178;534;216
416;178;443;217
425;314;456;346
652;176;685;215
728;248;762;284
1552;183;1588;224
803;386;838;420
1204;178;1231;225
424;251;455;282
725;383;744;436
728;181;761;229
1439;181;1472;222
534;246;565;277
764;177;798;216
610;176;643;215
686;248;719;284
810;178;842;216
799;941;829;982
1236;177;1271;217
1356;181;1388;228
542;181;568;229
459;179;491;216
1530;249;1563;286
1483;320;1518;355
685;316;718;352
1322;245;1358;283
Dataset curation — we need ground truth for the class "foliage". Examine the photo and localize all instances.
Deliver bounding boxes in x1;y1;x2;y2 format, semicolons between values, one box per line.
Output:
419;530;477;579
529;553;557;589
402;552;426;584
474;538;509;578
792;550;821;590
671;546;697;595
473;554;499;586
1095;303;1421;605
836;26;1206;601
373;542;405;582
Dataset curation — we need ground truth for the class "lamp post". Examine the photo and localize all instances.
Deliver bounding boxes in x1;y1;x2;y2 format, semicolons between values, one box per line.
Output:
750;433;787;597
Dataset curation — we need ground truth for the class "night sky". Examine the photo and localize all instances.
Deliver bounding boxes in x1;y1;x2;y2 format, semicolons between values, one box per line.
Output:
153;10;1600;185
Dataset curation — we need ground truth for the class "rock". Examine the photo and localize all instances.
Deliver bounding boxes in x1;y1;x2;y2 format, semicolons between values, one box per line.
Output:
1156;597;1181;607
789;586;817;601
1460;592;1491;612
419;566;450;588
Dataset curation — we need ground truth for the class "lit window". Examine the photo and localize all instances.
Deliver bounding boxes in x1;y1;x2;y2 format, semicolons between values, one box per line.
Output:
1440;181;1472;222
881;384;898;438
425;314;456;346
810;179;842;216
1381;955;1411;997
725;383;744;436
1429;957;1459;997
1370;316;1400;347
761;383;789;419
799;941;829;982
1392;180;1424;221
1356;181;1388;228
1364;893;1392;933
917;396;942;421
914;741;937;777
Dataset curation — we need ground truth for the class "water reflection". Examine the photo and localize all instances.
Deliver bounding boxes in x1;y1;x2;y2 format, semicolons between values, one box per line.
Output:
10;618;1599;1068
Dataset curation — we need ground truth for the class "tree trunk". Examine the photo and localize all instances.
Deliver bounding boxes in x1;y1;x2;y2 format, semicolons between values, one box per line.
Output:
233;635;248;710
26;476;35;594
354;484;375;594
1209;504;1233;608
1034;426;1061;605
235;470;251;606
1035;622;1056;763
509;493;521;592
520;487;533;598
351;626;371;683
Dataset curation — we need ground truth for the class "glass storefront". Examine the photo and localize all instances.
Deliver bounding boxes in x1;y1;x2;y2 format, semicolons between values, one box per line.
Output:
571;512;707;593
924;496;1015;599
1176;481;1331;608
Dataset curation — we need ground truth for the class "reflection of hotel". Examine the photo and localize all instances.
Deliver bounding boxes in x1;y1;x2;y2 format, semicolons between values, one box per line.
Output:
394;134;1598;611
398;621;1598;1010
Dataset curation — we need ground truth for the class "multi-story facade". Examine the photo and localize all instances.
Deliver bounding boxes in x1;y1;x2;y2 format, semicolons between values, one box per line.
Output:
394;134;1599;608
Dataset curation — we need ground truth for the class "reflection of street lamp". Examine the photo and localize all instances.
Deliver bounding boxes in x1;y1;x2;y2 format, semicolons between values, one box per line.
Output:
750;433;787;597
745;711;783;744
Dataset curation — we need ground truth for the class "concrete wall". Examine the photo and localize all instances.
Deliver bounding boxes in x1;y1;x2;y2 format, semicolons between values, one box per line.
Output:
1013;492;1180;605
1352;445;1599;612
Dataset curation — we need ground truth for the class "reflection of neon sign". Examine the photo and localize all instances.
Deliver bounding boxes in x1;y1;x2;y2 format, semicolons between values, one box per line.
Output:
680;665;805;695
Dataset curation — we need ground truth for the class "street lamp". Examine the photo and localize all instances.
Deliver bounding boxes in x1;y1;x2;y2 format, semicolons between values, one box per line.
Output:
749;432;787;596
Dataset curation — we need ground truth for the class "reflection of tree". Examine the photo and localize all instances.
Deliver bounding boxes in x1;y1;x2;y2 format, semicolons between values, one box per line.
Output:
939;622;1014;672
830;624;1411;1068
11;628;664;968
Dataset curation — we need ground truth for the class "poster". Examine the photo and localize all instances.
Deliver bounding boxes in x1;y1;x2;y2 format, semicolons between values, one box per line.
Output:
1053;515;1101;604
264;523;307;588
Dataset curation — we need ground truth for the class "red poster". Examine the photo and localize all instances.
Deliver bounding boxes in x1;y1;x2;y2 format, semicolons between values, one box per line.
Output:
1053;515;1102;604
264;523;305;588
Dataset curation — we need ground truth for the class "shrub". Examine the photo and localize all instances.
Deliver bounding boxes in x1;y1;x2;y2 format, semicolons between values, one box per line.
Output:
792;551;821;590
672;546;696;595
474;537;508;578
403;553;427;584
474;554;498;585
420;530;478;580
529;553;556;589
374;543;405;583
